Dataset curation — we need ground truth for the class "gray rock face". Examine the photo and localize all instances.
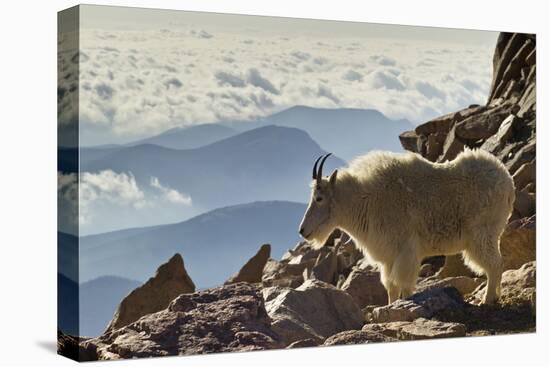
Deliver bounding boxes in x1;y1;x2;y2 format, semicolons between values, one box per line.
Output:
83;283;282;360
340;268;388;308
264;279;363;345
362;318;466;340
372;287;464;323
225;244;271;284
105;253;195;334
323;330;395;346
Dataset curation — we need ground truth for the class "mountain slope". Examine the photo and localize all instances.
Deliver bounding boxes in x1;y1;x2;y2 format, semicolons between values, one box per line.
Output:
80;276;141;337
127;123;237;150
223;106;412;160
81;125;344;209
80;201;307;289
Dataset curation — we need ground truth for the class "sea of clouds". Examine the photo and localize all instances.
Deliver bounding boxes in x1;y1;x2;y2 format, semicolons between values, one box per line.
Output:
60;26;496;145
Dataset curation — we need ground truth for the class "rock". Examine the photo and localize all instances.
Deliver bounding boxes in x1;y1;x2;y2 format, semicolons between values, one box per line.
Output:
399;130;421;153
262;259;310;288
415;105;485;136
372;287;464;323
264;279;363;345
488;34;531;102
415;113;454;136
340;268;388;308
512;160;535;191
375;318;466;340
480;114;519;153
454;103;513;140
417;276;483;296
438;125;465;162
286;338;320;349
323;330;395;346
426;132;447;161
336;238;363;275
84;283;281;360
491;39;534;102
418;263;435;278
500;215;536;271
225;244;271;285
437;254;477;278
57;330;95;361
104;254;195;334
513;189;535;219
500;261;536;305
362;318;466;340
505;140;535;174
470;261;536;309
308;248;338;284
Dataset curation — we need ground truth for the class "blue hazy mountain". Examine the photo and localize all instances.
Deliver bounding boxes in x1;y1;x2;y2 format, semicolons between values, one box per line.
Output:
80;276;141;337
222;106;411;161
81;125;343;211
58;231;78;282
58;273;78;336
126;123;238;150
79;201;307;289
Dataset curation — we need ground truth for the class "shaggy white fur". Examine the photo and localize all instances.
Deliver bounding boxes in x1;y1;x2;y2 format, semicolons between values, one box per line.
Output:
300;149;515;304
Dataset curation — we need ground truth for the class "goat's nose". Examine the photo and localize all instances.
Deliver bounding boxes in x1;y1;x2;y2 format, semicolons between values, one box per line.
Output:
299;227;305;235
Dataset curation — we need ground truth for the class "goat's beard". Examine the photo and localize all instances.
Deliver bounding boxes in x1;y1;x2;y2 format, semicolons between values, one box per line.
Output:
306;224;335;250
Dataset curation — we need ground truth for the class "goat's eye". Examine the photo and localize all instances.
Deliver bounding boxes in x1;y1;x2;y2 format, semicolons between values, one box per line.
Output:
315;197;323;202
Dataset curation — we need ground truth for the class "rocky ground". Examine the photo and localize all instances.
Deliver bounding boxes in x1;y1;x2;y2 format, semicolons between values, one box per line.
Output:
58;32;536;361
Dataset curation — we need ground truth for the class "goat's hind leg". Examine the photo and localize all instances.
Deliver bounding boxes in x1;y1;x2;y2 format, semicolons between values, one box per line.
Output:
464;233;503;304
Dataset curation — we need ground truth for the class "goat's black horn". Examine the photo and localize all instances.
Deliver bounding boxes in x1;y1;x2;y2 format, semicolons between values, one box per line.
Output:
312;155;324;180
316;153;332;181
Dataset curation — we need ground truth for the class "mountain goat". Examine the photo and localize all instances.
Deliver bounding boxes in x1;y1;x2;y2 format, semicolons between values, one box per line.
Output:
299;150;515;304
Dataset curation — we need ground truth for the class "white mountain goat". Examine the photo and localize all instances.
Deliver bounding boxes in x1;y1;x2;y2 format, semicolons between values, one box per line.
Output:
299;150;515;304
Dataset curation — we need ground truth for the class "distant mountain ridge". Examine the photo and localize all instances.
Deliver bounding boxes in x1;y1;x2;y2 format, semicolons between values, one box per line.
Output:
81;106;411;161
80;125;343;212
126;123;237;150
79;200;307;289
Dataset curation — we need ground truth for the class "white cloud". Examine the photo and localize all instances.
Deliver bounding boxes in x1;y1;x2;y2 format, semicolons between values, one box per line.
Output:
58;170;192;227
150;177;192;206
71;26;495;144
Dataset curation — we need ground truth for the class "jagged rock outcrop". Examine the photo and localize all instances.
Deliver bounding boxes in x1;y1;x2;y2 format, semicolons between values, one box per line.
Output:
83;283;282;360
225;244;271;284
104;253;195;334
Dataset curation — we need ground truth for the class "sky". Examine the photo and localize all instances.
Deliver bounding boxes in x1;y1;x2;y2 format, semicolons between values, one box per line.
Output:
66;4;498;146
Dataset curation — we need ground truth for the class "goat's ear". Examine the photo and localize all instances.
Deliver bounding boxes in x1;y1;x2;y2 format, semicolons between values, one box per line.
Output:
329;169;338;187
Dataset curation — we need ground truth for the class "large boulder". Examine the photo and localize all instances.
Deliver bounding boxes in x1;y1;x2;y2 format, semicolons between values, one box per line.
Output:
225;244;271;285
84;283;281;360
264;279;363;345
104;254;195;334
417;276;483;297
340;268;388;308
454;103;513;140
372;287;464;323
